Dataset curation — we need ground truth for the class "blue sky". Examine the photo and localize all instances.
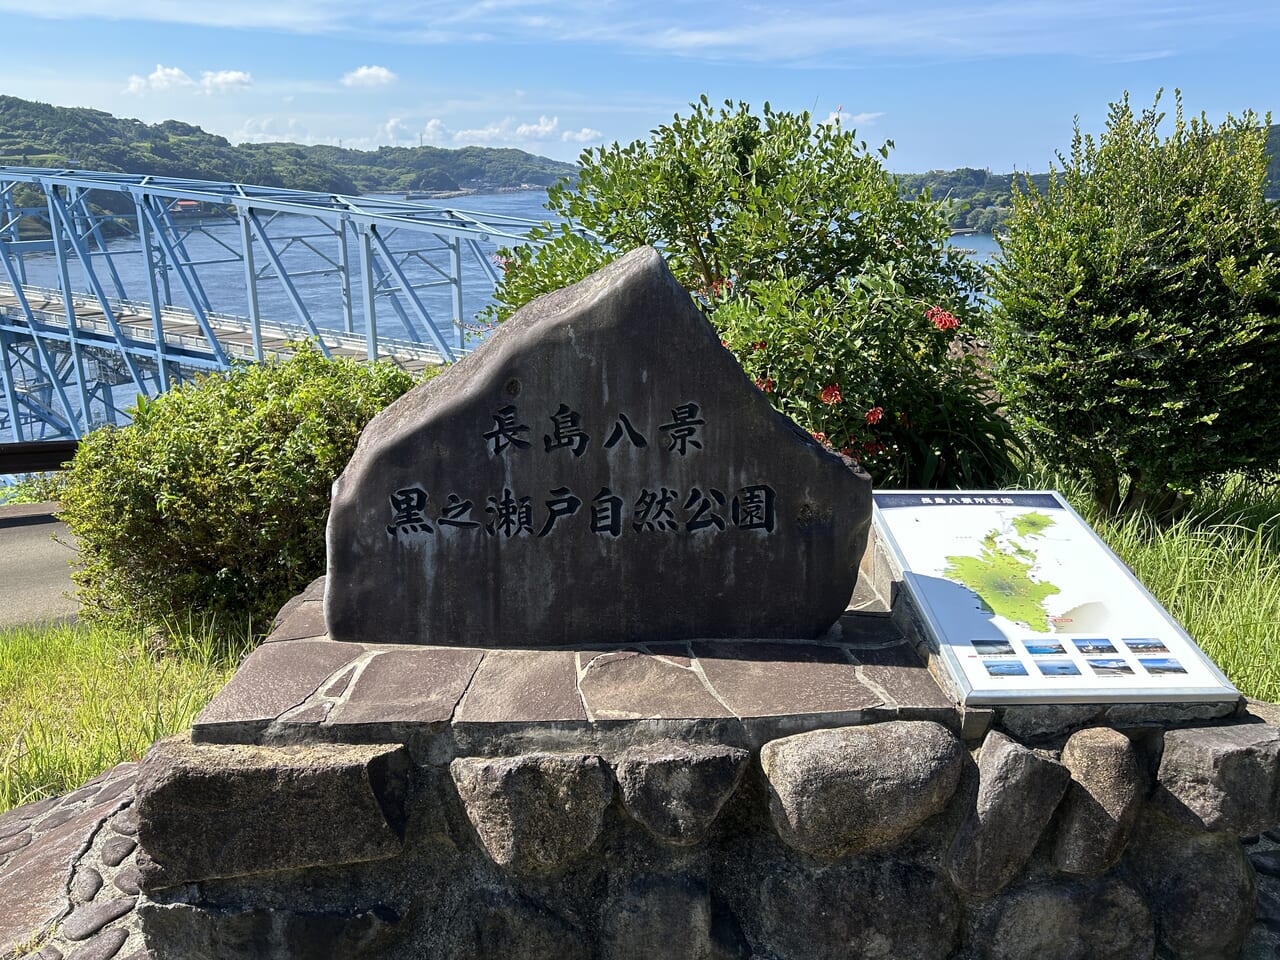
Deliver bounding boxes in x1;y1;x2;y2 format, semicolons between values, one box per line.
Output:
0;1;1275;173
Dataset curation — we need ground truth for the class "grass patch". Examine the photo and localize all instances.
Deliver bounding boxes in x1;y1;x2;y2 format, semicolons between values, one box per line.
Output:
0;620;249;813
1039;473;1280;703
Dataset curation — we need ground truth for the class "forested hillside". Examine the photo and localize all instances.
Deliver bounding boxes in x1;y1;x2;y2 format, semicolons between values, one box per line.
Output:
0;95;577;194
0;95;1274;233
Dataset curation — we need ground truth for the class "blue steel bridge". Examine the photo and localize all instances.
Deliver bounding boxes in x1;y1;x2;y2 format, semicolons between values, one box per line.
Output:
0;166;566;445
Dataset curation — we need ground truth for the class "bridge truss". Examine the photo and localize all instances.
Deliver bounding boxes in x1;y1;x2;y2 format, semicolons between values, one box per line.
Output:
0;167;564;442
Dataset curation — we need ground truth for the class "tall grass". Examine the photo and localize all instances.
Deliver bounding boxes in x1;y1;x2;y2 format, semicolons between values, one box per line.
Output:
0;620;249;812
1036;473;1280;703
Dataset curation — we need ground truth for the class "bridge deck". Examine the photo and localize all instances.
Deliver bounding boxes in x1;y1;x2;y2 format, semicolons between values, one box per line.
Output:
0;282;455;377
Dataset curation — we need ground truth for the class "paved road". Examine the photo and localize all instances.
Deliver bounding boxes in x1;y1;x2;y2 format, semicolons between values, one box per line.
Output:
0;501;79;628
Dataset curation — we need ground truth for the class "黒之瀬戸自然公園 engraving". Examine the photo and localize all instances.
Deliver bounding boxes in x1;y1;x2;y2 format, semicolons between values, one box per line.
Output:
324;245;873;647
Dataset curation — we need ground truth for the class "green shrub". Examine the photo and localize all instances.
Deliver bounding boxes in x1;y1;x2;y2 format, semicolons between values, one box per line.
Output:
54;345;418;635
987;92;1280;517
488;96;1019;487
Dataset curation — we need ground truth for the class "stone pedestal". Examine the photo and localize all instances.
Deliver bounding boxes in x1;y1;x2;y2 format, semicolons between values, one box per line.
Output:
114;562;1277;960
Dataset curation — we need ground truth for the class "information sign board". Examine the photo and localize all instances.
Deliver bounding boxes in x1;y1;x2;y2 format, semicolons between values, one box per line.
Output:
872;491;1239;705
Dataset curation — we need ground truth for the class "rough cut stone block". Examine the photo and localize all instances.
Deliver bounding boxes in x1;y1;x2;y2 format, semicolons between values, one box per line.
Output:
449;753;613;875
614;741;749;845
1127;810;1257;960
1051;727;1145;876
947;730;1071;897
692;641;882;718
192;639;365;738
760;720;963;859
974;875;1153;960
454;650;587;723
135;733;409;889
579;651;732;720
1151;723;1280;835
326;245;872;647
326;646;483;725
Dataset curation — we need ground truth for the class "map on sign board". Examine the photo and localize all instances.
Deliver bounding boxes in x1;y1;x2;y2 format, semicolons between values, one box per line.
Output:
871;491;1239;706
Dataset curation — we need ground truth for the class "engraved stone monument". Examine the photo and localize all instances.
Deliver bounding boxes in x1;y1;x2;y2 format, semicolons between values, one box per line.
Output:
325;245;873;647
76;245;1272;960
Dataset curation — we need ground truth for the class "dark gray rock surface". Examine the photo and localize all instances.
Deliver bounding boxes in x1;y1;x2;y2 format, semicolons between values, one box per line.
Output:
753;857;961;960
614;741;749;845
449;753;614;875
325;245;872;647
1152;724;1280;836
948;730;1071;897
136;903;401;960
1128;810;1257;960
760;720;963;859
1052;726;1146;876
63;927;128;960
601;876;748;960
0;765;136;958
439;889;589;960
59;899;135;942
973;875;1154;960
70;866;103;904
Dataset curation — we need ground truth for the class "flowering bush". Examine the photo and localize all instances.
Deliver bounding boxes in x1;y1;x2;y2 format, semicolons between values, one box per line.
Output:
717;267;1020;487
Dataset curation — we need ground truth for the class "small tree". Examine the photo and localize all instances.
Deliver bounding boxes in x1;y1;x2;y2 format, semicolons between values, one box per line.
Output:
491;96;1019;487
55;345;418;636
987;92;1280;516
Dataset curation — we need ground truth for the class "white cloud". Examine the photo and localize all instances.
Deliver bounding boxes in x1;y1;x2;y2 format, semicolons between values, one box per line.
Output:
822;110;884;127
125;64;194;94
234;116;314;143
429;114;589;147
125;63;250;95
561;126;602;143
342;65;396;88
515;115;558;139
9;0;1279;68
19;0;1271;66
200;69;252;94
382;117;412;142
422;118;450;145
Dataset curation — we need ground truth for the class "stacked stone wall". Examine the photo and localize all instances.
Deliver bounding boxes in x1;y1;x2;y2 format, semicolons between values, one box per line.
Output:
131;702;1280;960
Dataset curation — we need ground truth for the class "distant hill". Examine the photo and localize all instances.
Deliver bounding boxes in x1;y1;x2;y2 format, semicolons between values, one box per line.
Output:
1;95;1275;236
904;123;1280;233
0;95;578;196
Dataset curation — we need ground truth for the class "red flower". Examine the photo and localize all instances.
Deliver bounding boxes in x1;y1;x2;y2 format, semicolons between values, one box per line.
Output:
926;306;959;331
812;431;830;447
755;377;775;393
865;405;884;425
721;339;730;348
753;340;767;351
820;384;843;405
